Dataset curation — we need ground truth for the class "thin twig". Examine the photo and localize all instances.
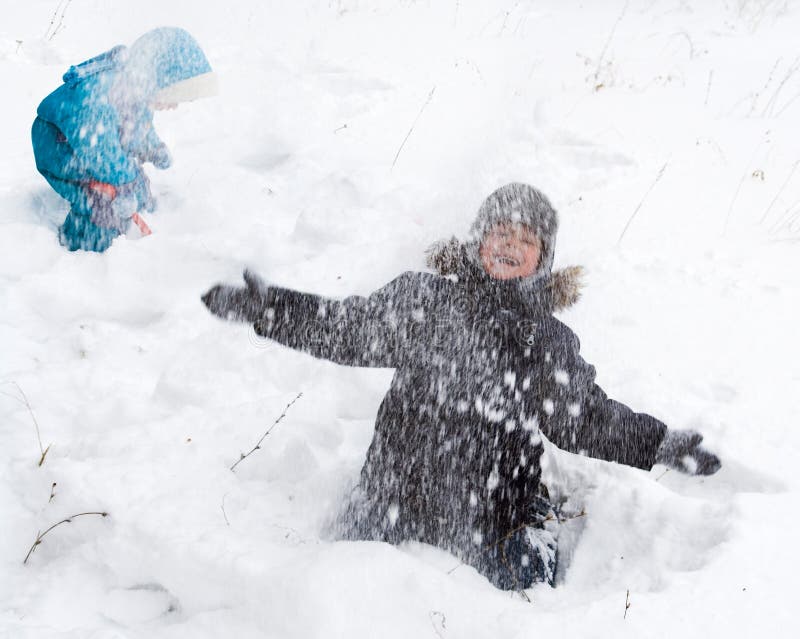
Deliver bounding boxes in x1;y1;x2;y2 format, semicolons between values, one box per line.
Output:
44;0;73;41
724;139;766;234
762;56;800;117
43;0;63;38
654;468;671;482
497;1;522;37
430;611;447;639
272;523;308;544
769;200;800;235
2;381;50;466
221;493;230;526
618;162;668;244
500;540;531;601
776;90;800;117
391;87;436;171
559;509;588;523
704;70;714;107
593;0;630;84
230;392;303;472
671;30;695;59
50;0;73;41
23;511;108;564
446;509;586;584
49;483;57;503
749;57;782;116
624;589;631;619
760;159;799;223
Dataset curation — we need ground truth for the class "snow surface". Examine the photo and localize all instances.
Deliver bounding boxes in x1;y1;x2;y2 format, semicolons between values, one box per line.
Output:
2;1;799;637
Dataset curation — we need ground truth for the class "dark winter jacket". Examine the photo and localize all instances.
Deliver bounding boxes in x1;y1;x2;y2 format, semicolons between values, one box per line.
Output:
250;249;668;575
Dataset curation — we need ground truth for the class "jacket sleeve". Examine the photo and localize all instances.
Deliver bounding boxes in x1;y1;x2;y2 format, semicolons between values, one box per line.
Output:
538;323;668;470
125;112;168;163
253;272;422;369
61;103;142;185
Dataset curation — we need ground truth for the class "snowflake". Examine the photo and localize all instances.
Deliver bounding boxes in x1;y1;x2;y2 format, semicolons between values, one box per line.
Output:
486;466;500;491
522;415;539;431
567;402;581;417
554;369;570;385
386;503;399;527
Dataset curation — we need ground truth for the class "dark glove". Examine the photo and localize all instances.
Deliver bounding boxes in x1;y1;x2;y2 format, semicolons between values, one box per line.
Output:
149;144;172;170
201;270;272;323
655;430;721;476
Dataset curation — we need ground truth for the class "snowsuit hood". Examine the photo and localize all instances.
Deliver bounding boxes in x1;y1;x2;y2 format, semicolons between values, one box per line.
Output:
58;27;215;101
121;27;217;103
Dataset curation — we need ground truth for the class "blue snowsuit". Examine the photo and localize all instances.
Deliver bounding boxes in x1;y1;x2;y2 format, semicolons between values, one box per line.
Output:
31;28;213;252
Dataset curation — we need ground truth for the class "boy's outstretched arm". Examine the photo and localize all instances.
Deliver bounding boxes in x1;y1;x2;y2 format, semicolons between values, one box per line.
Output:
202;270;413;368
540;324;720;475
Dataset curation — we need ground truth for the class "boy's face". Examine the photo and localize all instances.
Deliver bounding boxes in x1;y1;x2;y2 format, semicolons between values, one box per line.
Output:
479;222;542;280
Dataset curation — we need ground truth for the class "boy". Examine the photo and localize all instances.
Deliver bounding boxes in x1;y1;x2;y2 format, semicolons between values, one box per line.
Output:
32;27;217;252
201;183;720;590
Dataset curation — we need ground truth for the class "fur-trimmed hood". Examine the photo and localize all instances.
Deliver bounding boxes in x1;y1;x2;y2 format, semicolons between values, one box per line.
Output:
426;236;584;312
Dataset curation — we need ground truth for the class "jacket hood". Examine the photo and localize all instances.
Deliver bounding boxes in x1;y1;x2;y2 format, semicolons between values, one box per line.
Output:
119;27;214;101
426;237;584;313
56;28;215;106
62;45;127;86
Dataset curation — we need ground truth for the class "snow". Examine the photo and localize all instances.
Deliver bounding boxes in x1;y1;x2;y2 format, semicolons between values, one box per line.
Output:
1;0;799;637
554;369;569;385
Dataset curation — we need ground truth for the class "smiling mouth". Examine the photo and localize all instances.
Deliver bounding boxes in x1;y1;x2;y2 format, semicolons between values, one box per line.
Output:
494;255;520;267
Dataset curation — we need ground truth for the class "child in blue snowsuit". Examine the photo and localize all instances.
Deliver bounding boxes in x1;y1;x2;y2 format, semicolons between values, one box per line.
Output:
32;27;217;252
